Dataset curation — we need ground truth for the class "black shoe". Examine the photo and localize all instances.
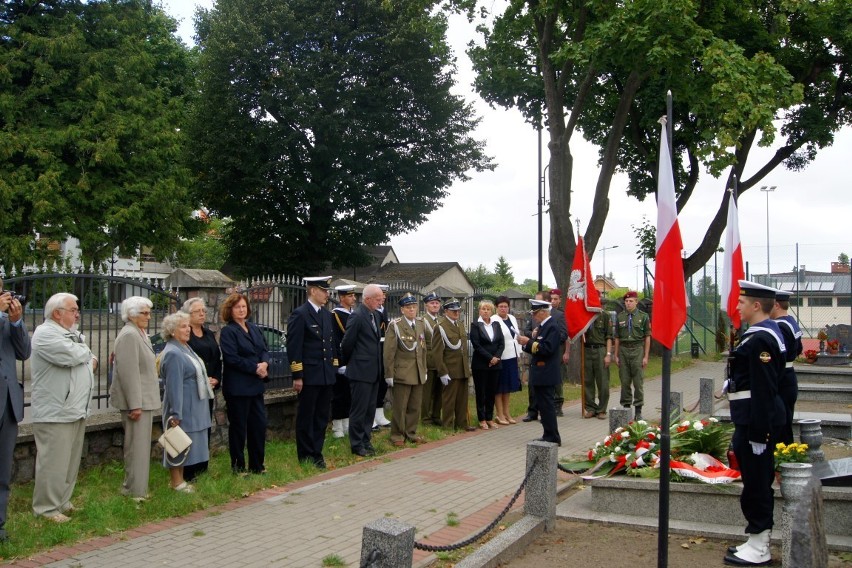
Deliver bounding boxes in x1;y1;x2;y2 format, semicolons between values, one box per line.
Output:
372;425;380;431
723;552;771;566
727;546;739;555
352;448;375;457
522;415;538;422
314;460;327;470
555;409;564;417
0;529;7;543
533;437;562;447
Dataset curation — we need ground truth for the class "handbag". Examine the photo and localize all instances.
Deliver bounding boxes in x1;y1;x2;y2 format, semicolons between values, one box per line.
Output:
158;417;192;466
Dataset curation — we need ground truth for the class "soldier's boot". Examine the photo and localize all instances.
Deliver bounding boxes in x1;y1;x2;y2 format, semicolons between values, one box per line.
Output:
634;406;643;421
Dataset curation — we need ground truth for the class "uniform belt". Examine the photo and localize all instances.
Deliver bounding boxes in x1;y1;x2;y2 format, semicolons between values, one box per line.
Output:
728;390;751;401
586;344;605;348
620;341;642;345
786;362;794;368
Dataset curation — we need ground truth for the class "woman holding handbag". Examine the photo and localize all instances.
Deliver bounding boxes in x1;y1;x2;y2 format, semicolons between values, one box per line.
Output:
159;312;213;492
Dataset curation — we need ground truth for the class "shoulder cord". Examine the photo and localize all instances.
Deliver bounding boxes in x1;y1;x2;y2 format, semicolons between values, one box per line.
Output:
391;319;418;352
438;323;462;350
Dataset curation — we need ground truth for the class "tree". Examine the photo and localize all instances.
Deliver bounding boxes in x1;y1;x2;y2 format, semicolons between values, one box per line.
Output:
465;264;497;290
188;0;491;276
0;0;197;268
838;253;850;267
174;216;229;271
467;0;846;285
494;256;514;289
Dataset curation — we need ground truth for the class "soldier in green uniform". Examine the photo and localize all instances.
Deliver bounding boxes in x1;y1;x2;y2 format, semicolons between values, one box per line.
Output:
583;310;614;419
434;299;474;431
614;291;650;420
420;292;443;425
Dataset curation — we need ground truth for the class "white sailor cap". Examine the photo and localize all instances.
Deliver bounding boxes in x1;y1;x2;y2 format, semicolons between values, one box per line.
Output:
738;280;777;299
304;276;332;290
335;285;356;295
529;299;551;312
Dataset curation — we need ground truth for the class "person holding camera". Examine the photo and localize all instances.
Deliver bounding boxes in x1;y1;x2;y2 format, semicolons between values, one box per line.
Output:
0;283;31;541
219;293;269;474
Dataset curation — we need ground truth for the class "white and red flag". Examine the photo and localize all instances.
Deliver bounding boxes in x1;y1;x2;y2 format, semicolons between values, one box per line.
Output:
565;235;602;342
720;189;744;329
651;118;688;349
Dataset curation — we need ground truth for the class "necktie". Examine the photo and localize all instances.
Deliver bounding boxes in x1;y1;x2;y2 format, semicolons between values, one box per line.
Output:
628;313;633;336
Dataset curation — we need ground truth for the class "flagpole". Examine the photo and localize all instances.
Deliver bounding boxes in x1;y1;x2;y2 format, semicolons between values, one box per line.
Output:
657;91;674;568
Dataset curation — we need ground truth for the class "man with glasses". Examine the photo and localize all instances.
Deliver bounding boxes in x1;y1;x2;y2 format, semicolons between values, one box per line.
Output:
0;281;31;541
30;293;96;522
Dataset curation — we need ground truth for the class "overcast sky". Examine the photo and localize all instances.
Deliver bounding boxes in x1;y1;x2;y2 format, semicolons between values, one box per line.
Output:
163;0;852;290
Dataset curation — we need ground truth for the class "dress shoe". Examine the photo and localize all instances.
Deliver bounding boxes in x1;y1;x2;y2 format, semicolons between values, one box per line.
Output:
479;421;489;430
486;421;499;429
533;437;562;447
522;415;538;422
352;448;375;457
506;417;517;424
411;436;427;444
314;459;327;470
597;412;607;420
583;410;596;419
44;513;71;523
555;408;564;417
392;440;406;447
464;426;476;432
495;417;511;426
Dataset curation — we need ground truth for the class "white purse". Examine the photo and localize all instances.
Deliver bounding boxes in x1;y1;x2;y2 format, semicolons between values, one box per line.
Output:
158;417;192;465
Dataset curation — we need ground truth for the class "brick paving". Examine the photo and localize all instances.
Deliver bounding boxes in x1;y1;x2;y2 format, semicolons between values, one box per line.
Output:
3;361;722;568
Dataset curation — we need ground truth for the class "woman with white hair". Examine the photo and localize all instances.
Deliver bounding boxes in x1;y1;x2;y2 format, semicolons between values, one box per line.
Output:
159;312;213;492
110;296;159;501
180;297;221;481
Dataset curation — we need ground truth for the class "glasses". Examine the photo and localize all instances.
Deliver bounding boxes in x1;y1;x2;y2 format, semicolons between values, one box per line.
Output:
139;311;152;316
190;309;207;314
58;307;80;314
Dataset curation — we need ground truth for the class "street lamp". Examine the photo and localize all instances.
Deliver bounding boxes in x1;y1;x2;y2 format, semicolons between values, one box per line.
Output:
600;245;619;283
760;185;777;280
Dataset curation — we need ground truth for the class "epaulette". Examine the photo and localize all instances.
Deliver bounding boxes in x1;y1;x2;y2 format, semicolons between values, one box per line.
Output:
391;317;403;324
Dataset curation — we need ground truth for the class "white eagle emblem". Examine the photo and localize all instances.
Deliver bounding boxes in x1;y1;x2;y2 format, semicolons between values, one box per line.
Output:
567;269;585;301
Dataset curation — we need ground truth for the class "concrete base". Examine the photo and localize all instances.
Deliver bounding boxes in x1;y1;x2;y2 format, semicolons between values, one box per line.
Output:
557;477;852;552
796;365;852;384
798;383;852;403
453;515;547;568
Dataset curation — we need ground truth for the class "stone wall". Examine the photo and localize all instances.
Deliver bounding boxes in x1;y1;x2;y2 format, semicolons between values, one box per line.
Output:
12;389;298;485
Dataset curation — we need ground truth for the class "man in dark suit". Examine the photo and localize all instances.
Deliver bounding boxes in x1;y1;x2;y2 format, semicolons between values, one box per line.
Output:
372;284;391;429
548;288;570;416
518;299;562;446
522;291;549;422
0;284;31;542
342;283;383;457
287;277;339;469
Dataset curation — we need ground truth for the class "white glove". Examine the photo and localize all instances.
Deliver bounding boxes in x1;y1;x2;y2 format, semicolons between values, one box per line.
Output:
440;375;450;386
337;365;347;375
750;442;766;455
385;378;394;387
722;379;730;394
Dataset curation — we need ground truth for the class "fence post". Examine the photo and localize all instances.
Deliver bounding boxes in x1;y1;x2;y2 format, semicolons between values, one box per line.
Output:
609;407;630;431
360;518;416;568
524;441;558;530
699;378;715;415
669;391;683;422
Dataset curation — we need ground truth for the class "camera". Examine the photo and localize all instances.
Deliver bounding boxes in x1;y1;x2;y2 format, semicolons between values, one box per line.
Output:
1;291;27;308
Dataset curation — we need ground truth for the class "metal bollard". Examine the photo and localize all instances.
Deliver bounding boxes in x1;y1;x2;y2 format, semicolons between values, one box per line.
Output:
699;377;715;415
669;391;683;422
360;517;416;568
524;441;558;530
609;407;630;431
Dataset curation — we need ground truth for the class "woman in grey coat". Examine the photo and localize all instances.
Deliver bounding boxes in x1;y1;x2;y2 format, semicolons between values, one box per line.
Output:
159;312;213;492
110;297;159;501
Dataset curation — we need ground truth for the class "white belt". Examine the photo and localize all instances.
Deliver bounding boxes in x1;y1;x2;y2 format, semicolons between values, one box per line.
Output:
786;362;794;368
728;390;751;401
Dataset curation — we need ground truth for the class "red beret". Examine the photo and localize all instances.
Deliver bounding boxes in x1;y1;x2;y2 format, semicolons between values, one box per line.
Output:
549;289;562;296
624;291;638;299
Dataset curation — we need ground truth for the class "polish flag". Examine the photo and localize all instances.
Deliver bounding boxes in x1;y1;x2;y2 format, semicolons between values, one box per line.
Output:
720;190;744;329
565;235;602;342
651;118;687;349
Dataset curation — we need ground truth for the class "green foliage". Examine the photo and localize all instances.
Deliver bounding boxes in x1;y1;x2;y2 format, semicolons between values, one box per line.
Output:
0;0;198;267
494;256;514;290
632;216;656;261
321;555;347;567
838;253;850;267
174;216;229;271
465;264;498;289
189;0;491;275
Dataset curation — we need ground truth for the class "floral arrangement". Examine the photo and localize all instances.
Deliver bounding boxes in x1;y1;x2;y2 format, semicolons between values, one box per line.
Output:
827;339;840;352
803;349;818;362
564;416;733;480
818;329;828;341
774;442;809;471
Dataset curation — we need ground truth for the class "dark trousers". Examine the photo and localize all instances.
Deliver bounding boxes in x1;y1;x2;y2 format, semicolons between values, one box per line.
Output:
778;369;798;445
375;373;388;409
472;368;499;422
331;374;351;420
526;384;538;418
225;393;267;472
0;395;17;531
732;425;776;534
295;384;333;465
534;384;560;445
350;379;379;453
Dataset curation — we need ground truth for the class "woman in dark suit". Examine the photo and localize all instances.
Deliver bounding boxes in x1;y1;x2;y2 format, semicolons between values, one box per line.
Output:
219;293;269;474
181;297;221;481
469;300;504;430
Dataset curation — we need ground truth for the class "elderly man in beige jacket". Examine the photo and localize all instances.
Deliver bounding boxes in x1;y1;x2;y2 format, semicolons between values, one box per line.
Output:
30;293;96;522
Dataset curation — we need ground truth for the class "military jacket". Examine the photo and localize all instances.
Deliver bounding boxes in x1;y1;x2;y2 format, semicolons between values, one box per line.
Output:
286;301;339;385
384;317;428;385
433;317;471;379
615;309;650;342
422;313;442;371
728;319;786;443
585;311;614;346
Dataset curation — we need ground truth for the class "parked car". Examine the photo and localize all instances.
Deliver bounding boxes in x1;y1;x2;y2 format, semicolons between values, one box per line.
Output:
149;323;291;385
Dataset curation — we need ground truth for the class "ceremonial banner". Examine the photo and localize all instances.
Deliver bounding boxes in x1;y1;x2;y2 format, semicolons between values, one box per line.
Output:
720;190;744;329
565;235;602;341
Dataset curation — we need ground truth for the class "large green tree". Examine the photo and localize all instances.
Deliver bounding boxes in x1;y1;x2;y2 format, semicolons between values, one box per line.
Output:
189;0;491;276
0;0;197;268
467;0;847;284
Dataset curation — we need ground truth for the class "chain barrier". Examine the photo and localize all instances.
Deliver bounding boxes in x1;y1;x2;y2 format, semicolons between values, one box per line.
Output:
360;549;381;568
412;455;540;553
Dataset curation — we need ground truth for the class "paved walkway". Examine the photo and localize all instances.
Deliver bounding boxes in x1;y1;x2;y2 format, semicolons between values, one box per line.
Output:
5;361;723;568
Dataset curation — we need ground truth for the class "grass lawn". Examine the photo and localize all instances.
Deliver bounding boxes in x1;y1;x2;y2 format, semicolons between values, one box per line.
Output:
1;355;695;561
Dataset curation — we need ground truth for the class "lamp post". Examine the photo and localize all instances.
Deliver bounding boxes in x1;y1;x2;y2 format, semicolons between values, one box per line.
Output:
600;245;619;285
760;185;777;280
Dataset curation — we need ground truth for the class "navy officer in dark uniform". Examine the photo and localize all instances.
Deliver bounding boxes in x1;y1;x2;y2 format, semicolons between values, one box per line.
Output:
724;280;786;567
517;299;562;446
287;276;339;469
771;289;802;445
